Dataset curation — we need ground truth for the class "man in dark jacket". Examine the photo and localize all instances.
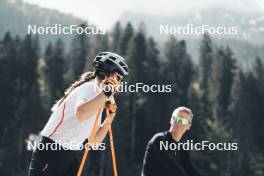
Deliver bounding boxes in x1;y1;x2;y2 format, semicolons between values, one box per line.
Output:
141;106;200;176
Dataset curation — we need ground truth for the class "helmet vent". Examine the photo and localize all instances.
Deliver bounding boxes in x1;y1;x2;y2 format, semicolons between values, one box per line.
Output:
95;56;102;61
119;62;126;67
109;56;117;61
123;66;128;72
105;59;114;65
119;62;128;72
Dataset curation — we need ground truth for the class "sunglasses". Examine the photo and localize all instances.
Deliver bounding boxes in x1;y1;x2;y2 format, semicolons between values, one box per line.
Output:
115;72;123;81
172;115;192;125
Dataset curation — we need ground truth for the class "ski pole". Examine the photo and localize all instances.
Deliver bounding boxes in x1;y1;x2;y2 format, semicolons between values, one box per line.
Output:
109;127;118;176
106;97;118;176
77;107;103;176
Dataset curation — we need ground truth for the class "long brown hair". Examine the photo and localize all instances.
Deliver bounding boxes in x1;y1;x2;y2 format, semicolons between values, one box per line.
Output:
53;71;96;109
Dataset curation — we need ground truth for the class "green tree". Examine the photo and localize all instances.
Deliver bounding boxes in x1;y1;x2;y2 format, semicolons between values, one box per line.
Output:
198;33;213;117
110;22;122;52
228;70;264;176
228;71;251;175
67;23;90;81
126;30;148;162
251;57;264;149
44;39;66;107
0;33;43;175
164;37;194;107
208;46;236;120
140;37;163;138
119;22;134;56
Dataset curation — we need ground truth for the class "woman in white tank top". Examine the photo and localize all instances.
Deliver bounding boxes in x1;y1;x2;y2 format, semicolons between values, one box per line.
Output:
28;52;129;176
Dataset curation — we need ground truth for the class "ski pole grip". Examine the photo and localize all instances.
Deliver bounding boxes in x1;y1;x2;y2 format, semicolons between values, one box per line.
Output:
105;96;117;113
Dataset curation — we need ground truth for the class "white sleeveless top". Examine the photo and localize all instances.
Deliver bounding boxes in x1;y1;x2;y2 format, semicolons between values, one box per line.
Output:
41;79;103;150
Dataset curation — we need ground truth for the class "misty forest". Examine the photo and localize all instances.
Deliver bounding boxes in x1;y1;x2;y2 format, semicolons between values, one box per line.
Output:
1;20;264;176
1;0;264;175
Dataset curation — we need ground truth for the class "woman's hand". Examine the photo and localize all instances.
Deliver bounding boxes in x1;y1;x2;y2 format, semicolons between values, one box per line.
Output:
76;74;121;121
102;74;121;97
93;107;117;144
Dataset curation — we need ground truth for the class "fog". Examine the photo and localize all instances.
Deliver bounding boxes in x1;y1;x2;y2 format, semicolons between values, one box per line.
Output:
23;0;264;28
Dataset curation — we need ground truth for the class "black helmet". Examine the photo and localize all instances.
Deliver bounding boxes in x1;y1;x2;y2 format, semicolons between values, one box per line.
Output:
93;52;129;76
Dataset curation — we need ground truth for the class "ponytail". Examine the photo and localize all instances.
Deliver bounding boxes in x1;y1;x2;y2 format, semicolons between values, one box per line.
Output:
51;71;96;111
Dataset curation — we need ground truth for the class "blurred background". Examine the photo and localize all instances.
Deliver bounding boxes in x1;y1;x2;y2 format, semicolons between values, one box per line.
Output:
0;0;264;175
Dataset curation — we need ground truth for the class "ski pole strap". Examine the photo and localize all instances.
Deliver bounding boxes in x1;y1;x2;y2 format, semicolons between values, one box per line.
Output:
109;127;118;176
77;106;103;176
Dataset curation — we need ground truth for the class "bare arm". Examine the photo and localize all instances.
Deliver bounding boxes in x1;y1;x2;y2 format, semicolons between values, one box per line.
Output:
94;110;116;144
76;92;107;121
76;75;120;121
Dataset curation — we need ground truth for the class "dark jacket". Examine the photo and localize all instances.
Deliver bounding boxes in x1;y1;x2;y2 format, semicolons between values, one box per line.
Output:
141;131;200;176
